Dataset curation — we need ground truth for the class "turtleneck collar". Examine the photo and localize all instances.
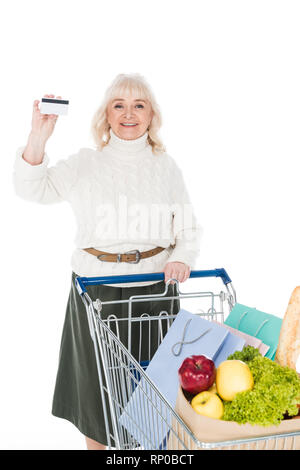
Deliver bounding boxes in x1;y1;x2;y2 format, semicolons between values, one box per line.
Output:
105;128;149;159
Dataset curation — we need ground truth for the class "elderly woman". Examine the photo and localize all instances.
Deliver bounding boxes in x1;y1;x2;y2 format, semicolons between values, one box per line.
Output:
13;73;202;450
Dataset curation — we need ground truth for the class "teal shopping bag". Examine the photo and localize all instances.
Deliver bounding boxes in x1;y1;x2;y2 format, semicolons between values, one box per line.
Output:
224;303;282;360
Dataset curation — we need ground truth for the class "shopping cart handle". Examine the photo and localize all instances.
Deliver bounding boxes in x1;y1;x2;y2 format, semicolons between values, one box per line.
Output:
75;268;232;295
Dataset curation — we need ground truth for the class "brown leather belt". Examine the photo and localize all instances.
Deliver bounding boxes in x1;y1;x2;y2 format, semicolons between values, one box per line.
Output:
82;246;166;264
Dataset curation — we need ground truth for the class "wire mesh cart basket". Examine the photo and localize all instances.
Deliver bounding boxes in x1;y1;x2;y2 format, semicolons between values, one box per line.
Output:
75;269;300;450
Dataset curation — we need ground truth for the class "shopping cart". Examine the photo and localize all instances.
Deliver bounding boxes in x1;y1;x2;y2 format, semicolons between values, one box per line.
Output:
75;269;300;450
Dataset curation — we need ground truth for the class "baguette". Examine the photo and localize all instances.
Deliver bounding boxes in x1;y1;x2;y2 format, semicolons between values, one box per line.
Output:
276;287;300;371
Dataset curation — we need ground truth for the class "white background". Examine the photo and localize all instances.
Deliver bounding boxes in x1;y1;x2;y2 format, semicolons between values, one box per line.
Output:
1;0;299;450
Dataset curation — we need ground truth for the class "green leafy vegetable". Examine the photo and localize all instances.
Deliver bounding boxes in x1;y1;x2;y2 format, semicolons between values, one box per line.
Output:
227;345;261;362
222;346;300;426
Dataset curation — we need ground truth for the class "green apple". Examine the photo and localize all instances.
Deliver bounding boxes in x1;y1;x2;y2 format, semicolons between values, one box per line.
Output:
216;359;254;401
191;391;224;419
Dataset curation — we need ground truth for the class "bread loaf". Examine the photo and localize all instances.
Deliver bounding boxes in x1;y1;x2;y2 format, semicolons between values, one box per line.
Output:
276;287;300;372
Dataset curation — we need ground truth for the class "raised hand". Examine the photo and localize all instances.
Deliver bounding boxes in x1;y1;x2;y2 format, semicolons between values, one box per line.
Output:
31;93;62;142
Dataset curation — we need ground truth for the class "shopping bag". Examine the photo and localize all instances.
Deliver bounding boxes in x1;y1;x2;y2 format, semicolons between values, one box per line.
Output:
212;321;270;356
133;308;238;408
213;328;246;366
224;303;282;360
119;308;245;448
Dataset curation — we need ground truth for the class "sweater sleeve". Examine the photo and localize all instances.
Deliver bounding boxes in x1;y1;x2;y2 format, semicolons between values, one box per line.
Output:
166;157;203;269
12;145;81;204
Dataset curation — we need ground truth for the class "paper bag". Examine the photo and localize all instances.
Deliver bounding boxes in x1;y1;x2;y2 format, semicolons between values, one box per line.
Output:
168;386;300;450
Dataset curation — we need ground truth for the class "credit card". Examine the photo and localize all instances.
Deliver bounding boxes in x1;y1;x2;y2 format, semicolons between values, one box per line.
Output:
40;98;69;115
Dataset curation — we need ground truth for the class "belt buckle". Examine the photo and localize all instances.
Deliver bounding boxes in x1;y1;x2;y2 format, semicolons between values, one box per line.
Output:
124;249;141;264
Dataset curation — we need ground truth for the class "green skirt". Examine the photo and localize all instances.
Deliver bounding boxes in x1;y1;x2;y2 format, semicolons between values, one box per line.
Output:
51;271;180;446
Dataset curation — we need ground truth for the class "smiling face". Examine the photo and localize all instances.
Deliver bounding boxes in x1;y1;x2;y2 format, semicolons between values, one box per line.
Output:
106;95;154;140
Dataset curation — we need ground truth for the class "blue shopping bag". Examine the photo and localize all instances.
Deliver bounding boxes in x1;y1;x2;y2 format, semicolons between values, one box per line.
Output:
141;308;245;407
119;308;245;448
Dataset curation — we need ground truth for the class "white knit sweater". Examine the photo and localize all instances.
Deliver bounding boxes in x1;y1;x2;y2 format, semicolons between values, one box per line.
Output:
13;128;202;287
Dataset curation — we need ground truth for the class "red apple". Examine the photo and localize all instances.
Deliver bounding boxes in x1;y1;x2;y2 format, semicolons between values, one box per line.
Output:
178;355;216;395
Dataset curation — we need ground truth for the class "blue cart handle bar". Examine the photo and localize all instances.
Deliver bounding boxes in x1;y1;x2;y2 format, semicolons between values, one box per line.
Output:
75;268;232;296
